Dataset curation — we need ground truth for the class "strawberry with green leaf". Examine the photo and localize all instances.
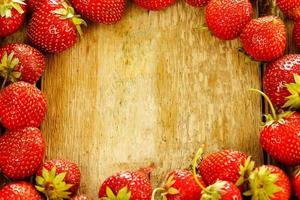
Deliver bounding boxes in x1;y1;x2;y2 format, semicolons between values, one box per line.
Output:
0;0;27;37
0;182;42;199
244;165;291;199
36;159;81;199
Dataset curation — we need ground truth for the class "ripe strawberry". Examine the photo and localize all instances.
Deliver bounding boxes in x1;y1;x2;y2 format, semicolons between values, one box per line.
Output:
276;0;300;20
0;127;45;179
28;0;60;11
71;194;91;200
205;0;253;40
71;0;126;24
198;150;254;189
0;182;42;200
292;166;300;199
36;159;81;199
240;16;286;62
201;180;242;199
263;55;300;109
0;43;46;84
293;21;300;49
244;165;291;199
133;0;176;11
0;0;27;37
185;0;209;7
98;170;152;200
152;169;206;200
27;1;86;53
0;81;47;129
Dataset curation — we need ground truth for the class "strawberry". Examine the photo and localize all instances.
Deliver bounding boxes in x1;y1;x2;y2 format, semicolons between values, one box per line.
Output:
36;159;81;199
198;150;254;189
276;0;300;20
185;0;209;7
205;0;253;40
27;1;86;53
0;127;45;179
0;81;47;129
240;16;287;62
244;165;291;199
71;194;91;200
98;170;152;200
263;55;300;109
0;0;27;37
133;0;176;11
71;0;126;24
251;89;300;166
201;180;242;200
0;182;42;200
28;0;60;11
292;166;300;199
152;169;206;200
0;43;46;84
293;21;300;49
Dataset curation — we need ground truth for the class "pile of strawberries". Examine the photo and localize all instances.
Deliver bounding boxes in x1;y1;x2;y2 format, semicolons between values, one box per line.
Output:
0;0;300;199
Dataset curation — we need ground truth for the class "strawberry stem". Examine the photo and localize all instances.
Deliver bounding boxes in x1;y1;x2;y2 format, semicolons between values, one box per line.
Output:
249;88;277;120
151;187;165;200
1;76;7;90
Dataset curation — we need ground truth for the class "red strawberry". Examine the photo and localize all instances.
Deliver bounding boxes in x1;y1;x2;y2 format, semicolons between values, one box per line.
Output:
263;55;300;109
71;194;92;200
0;81;47;129
98;170;152;200
240;16;286;62
28;0;60;11
201;180;242;200
185;0;209;7
0;182;42;200
244;165;291;199
0;43;46;84
71;0;126;24
294;21;300;49
276;0;300;20
292;166;300;199
0;0;27;37
152;169;206;200
205;0;253;40
198;150;254;189
36;159;81;199
0;127;45;179
27;1;86;53
133;0;176;11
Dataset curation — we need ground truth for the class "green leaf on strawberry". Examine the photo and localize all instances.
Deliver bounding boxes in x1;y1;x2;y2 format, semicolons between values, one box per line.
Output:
100;186;131;200
284;74;300;109
0;0;26;18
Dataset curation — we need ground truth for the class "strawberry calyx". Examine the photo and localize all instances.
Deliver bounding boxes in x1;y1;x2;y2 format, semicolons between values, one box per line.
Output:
294;166;300;177
0;51;21;89
150;174;180;200
284;74;300;109
0;0;25;18
52;1;87;36
236;156;255;187
243;166;282;199
200;180;227;200
100;186;131;200
35;167;73;199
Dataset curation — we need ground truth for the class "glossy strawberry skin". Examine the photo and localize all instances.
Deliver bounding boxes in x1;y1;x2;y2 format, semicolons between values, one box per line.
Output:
0;43;46;84
276;0;300;20
205;0;253;40
0;127;45;179
263;54;300;108
240;16;286;62
28;0;61;11
37;159;81;195
0;81;47;130
133;0;176;10
71;0;126;24
165;169;205;200
219;181;242;200
198;150;247;185
294;21;300;49
185;0;209;7
0;182;42;200
27;2;79;53
98;171;152;200
260;112;300;166
0;5;27;37
292;167;300;199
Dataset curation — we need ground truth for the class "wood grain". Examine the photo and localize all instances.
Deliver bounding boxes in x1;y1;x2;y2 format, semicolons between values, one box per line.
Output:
1;1;263;198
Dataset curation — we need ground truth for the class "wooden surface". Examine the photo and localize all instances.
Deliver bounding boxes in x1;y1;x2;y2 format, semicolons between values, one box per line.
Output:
1;1;264;198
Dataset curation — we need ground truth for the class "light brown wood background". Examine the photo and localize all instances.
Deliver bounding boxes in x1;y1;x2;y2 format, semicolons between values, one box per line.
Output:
0;1;266;198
